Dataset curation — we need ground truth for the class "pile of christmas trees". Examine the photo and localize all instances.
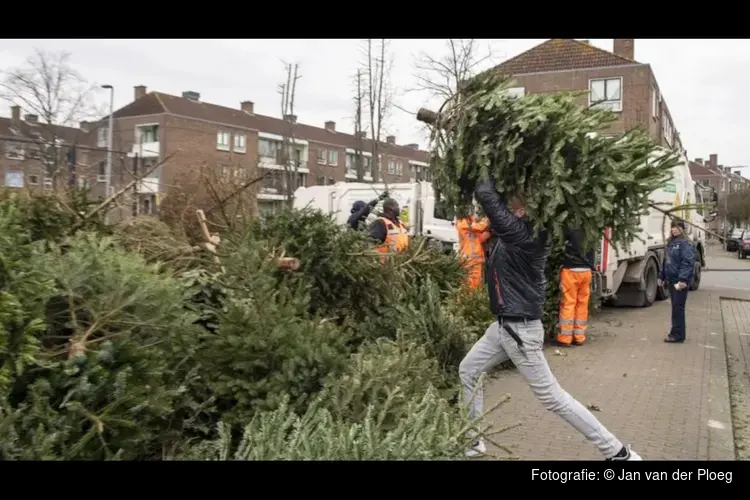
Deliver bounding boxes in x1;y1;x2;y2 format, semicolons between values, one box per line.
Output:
0;191;500;461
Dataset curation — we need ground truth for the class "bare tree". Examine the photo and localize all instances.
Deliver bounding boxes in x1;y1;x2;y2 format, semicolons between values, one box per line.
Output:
278;62;302;207
0;49;102;189
412;39;496;104
360;39;393;182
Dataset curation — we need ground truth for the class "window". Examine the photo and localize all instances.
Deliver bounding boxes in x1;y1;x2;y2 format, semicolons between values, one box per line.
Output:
662;117;673;146
234;134;247;153
317;148;327;164
388;160;395;175
316;175;325;185
589;78;622;112
97;161;107;183
97;126;109;148
259;138;280;159
651;87;659;119
328;150;338;165
136;124;158;143
328;177;335;185
296;173;307;189
395;161;403;176
506;87;525;98
363;156;372;176
28;174;39;186
216;131;230;151
4;171;23;188
4;142;25;160
346;153;354;169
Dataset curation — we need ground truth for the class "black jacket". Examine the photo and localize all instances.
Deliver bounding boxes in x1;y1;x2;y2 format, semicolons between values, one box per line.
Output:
562;226;595;270
475;179;549;320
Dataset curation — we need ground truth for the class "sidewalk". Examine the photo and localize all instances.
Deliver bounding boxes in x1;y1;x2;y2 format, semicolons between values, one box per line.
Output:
482;284;735;460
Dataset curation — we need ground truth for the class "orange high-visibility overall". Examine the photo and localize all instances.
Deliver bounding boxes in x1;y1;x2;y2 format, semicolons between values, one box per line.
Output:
457;216;491;289
557;268;592;345
375;217;409;261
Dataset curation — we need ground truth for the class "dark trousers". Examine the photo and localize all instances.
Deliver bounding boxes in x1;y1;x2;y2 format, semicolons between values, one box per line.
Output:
668;282;688;341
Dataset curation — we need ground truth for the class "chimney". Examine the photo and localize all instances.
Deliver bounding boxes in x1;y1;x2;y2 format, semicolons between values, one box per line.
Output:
406;143;419;149
735;170;743;175
613;39;635;60
80;121;90;132
241;101;254;114
709;154;718;169
283;114;297;123
134;85;147;100
182;91;200;101
24;114;38;124
324;120;336;132
356;131;367;140
10;105;20;127
386;135;396;145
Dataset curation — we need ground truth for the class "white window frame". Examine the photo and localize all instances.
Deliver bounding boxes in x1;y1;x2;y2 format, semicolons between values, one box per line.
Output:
651;87;659;119
234;133;246;153
136;123;159;144
662;115;673;147
4;170;24;188
395;161;403;176
317;148;327;165
588;77;623;112
97;161;107;183
97;126;109;148
506;87;525;98
328;150;338;165
4;141;25;160
216;131;230;151
388;160;395;175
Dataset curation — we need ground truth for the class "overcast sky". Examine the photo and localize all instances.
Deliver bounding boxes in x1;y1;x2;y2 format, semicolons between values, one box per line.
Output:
1;38;748;174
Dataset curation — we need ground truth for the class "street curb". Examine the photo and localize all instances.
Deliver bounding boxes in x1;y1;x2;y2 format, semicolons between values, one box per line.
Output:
702;291;736;460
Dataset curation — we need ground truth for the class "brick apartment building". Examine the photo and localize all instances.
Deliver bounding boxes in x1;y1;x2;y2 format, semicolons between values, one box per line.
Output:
491;38;685;152
0;105;108;195
83;86;432;216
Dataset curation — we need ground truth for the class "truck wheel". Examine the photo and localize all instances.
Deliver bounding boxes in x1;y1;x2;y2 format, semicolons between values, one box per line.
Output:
640;258;658;307
689;261;702;291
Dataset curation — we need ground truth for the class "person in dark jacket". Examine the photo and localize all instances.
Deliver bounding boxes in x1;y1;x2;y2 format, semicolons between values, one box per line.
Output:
347;191;388;231
458;178;641;461
557;226;596;346
658;219;695;343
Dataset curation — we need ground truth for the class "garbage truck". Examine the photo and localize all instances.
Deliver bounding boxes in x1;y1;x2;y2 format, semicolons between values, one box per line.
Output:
592;150;717;308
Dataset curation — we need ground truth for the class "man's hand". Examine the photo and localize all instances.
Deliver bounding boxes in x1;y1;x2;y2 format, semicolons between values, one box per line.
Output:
368;198;379;207
676;281;687;290
657;279;664;287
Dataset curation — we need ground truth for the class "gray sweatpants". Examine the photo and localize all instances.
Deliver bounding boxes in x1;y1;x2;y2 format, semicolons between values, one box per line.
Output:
459;318;623;459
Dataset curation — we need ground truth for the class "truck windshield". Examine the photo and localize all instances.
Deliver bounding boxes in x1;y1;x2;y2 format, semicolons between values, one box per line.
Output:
732;229;744;238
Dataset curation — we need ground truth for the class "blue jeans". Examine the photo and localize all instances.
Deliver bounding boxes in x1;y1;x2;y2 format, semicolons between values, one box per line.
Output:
668;282;688;341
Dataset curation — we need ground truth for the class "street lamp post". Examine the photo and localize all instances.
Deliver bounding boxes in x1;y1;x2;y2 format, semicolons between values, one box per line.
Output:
101;85;114;221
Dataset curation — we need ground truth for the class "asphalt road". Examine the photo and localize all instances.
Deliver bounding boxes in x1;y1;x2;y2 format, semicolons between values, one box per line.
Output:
702;243;750;292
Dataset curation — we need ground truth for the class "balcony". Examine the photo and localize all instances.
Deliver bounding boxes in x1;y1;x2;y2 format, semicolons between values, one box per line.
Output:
259;154;309;173
130;141;160;158
257;169;307;200
137;177;160;194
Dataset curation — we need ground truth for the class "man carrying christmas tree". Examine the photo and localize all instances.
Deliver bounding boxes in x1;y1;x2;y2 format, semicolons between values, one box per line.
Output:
458;177;641;461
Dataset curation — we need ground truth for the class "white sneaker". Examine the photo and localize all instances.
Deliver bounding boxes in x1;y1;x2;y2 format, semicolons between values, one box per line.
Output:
607;444;642;461
466;439;486;458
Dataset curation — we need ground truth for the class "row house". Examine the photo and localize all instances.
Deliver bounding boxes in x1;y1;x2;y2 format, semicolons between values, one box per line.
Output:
689;153;750;233
88;86;431;216
489;38;685;153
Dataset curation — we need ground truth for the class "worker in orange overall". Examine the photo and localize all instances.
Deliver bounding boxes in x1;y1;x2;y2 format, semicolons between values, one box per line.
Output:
557;226;596;346
370;198;409;260
456;212;491;289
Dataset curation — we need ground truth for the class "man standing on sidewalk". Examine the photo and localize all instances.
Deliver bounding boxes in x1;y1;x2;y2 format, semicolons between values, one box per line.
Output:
557;226;596;346
458;177;642;461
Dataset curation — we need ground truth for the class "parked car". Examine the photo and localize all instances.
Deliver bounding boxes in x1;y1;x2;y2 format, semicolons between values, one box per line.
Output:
727;228;745;252
738;230;750;259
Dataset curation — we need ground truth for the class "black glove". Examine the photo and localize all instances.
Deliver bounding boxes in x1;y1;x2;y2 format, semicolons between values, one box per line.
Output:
379;191;389;200
368;198;379;207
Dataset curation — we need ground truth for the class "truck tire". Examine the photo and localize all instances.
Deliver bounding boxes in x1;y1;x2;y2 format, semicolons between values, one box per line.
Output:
640;258;659;307
689;261;701;291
